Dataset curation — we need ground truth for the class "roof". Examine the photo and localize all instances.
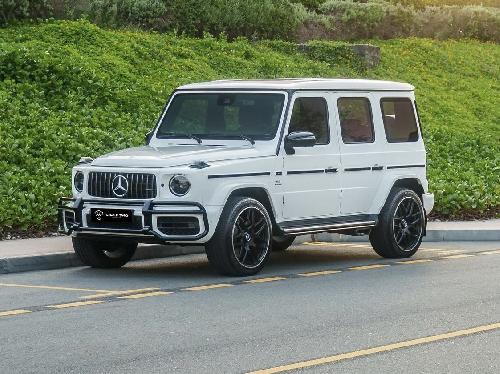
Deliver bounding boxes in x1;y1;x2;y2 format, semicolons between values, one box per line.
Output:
178;78;414;92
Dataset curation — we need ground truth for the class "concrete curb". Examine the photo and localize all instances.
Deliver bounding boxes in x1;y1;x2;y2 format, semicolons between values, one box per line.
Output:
0;245;204;275
306;226;500;243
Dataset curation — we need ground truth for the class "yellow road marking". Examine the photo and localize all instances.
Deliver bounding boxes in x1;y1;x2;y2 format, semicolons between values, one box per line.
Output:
247;322;500;374
442;254;476;259
183;284;233;291
302;242;370;249
420;248;462;253
396;259;434;265
118;291;172;299
0;283;112;293
479;249;500;255
298;270;342;277
244;277;287;284
302;241;332;246
346;244;372;249
80;288;160;299
0;309;32;317
47;300;104;309
349;264;389;271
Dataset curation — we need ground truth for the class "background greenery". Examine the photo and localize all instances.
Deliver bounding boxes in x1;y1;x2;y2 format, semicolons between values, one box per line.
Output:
0;21;498;235
1;1;499;42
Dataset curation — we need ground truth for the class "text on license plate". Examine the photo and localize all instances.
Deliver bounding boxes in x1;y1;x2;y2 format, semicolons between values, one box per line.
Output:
91;208;133;223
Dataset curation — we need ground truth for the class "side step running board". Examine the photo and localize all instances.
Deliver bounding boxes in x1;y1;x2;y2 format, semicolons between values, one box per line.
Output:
281;221;376;236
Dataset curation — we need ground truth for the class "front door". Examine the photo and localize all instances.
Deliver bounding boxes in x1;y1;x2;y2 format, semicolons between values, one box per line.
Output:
280;92;341;221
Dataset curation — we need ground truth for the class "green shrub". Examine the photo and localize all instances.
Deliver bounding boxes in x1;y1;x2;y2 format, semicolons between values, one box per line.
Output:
0;0;52;24
307;0;500;42
0;21;498;234
415;5;500;42
89;0;166;29
162;0;301;40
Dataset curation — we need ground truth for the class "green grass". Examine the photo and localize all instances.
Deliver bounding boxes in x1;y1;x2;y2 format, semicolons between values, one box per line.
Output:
0;20;498;233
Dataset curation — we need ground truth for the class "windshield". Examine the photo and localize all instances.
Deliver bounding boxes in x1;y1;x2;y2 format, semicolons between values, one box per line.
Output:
156;93;285;141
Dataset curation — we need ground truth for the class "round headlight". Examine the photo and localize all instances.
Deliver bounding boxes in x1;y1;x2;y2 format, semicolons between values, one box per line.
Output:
169;175;191;196
74;171;84;192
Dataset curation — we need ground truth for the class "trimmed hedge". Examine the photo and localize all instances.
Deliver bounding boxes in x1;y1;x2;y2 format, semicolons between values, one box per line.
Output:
0;21;498;234
300;1;500;42
1;1;499;43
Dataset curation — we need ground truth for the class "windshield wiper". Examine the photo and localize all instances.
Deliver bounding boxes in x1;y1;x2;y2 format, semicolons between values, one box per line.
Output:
157;132;202;144
237;134;255;145
204;133;255;145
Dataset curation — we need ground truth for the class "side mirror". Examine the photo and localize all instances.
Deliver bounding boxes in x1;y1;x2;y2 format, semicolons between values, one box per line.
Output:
145;130;154;145
284;131;316;154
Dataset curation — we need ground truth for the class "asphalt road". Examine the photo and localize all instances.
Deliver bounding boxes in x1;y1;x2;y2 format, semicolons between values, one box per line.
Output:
1;241;499;373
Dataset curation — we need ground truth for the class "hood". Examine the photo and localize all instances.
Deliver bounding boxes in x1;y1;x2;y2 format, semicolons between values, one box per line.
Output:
91;145;264;168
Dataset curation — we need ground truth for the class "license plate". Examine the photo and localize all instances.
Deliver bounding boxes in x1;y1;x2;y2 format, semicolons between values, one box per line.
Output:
91;208;133;223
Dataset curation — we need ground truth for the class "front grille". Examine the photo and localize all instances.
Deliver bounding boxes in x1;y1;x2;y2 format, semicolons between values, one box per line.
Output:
157;216;200;236
88;172;157;199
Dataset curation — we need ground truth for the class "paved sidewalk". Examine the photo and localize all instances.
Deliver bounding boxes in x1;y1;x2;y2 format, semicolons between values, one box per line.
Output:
0;220;498;274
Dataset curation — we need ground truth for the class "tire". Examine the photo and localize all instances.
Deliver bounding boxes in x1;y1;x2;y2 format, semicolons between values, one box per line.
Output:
72;236;137;268
272;235;295;252
205;196;272;276
369;188;425;259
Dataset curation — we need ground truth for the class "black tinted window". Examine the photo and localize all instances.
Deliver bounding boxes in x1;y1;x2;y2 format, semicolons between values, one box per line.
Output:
288;97;329;144
337;97;374;143
157;93;285;140
381;98;419;142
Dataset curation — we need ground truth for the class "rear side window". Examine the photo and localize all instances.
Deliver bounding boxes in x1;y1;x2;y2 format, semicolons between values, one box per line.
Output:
288;97;329;144
337;97;374;144
380;98;419;142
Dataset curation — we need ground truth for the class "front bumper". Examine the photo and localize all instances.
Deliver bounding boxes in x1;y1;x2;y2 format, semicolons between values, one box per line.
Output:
58;197;209;243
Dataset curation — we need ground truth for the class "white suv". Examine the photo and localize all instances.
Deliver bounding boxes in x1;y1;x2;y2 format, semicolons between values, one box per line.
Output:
58;79;434;276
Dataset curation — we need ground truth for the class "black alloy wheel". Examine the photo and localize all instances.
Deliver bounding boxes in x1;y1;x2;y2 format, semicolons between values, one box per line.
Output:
205;197;272;276
392;196;424;252
232;206;271;268
370;188;425;258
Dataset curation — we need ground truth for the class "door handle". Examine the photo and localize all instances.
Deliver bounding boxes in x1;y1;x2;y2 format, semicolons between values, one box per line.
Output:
371;166;384;171
325;167;338;173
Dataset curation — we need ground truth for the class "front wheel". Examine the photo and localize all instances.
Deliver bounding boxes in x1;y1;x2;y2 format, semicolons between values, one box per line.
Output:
205;197;272;276
370;188;425;258
72;237;137;268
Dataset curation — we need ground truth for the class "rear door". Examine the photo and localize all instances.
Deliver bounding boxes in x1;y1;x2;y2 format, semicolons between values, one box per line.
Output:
331;93;385;215
280;92;341;221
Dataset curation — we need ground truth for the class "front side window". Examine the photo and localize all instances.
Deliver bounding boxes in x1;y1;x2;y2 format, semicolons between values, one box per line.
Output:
157;93;285;140
337;97;374;144
288;97;329;144
380;98;419;142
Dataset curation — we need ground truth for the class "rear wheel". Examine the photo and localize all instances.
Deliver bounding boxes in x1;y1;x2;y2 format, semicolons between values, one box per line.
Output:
370;188;425;258
206;197;272;276
72;237;137;268
272;235;295;252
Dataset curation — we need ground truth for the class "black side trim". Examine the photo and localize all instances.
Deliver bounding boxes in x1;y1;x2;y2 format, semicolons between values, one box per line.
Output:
344;167;371;172
276;171;283;176
387;164;426;170
278;214;378;235
287;169;325;175
371;166;384;171
208;172;271;179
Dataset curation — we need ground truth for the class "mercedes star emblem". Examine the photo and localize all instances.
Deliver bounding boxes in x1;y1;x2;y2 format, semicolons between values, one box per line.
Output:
112;175;129;197
94;209;104;221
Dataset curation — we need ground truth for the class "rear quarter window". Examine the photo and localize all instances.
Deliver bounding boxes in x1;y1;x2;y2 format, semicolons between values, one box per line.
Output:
380;98;419;143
